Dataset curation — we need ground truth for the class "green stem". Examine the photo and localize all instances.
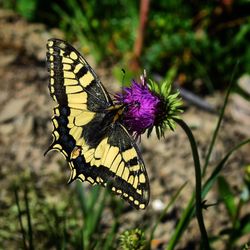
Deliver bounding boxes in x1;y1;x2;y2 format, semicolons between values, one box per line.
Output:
174;118;210;250
14;187;27;250
24;187;34;250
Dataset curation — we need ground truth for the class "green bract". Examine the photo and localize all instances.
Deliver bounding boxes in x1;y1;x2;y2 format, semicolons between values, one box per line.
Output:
147;78;183;139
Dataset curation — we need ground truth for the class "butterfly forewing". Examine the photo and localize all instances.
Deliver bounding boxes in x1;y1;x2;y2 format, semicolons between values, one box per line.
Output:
46;38;150;209
47;38;112;110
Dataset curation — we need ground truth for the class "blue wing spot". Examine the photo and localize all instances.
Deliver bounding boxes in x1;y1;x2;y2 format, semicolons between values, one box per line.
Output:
58;117;68;126
61;134;69;142
58;127;67;134
68;140;75;148
75;156;84;164
61;107;69;116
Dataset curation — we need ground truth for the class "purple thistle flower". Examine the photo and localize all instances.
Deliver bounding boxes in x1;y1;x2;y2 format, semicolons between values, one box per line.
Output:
115;75;167;137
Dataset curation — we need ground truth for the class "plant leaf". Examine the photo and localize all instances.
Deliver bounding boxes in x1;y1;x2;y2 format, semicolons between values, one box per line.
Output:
217;176;237;221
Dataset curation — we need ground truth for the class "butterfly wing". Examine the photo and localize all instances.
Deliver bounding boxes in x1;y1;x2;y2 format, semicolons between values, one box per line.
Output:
46;38;112;157
70;122;150;209
47;38;112;111
46;38;149;209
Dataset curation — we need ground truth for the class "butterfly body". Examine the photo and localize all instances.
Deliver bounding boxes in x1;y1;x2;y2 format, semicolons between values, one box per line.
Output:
46;39;149;209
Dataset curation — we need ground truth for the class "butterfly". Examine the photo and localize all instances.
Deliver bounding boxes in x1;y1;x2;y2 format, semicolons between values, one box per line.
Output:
45;38;149;209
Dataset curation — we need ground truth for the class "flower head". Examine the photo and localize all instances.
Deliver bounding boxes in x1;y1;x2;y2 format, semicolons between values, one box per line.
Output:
115;77;162;136
115;71;182;138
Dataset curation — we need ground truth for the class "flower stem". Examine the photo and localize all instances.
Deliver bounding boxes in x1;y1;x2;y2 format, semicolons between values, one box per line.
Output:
174;118;211;250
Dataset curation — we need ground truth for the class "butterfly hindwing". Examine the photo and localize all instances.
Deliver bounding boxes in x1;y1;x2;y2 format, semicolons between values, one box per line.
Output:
46;38;150;209
70;122;149;209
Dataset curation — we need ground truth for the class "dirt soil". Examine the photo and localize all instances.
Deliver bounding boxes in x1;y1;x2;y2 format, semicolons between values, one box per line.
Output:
0;10;250;250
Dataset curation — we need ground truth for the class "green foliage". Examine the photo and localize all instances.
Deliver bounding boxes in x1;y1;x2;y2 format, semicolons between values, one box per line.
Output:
2;0;250;91
166;72;250;249
11;178;122;250
243;243;250;250
75;182;121;250
217;174;250;249
218;176;237;220
52;0;138;62
119;228;146;250
1;0;38;20
16;0;37;20
143;1;250;91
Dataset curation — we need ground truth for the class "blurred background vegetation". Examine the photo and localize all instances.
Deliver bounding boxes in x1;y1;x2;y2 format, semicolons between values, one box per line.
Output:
1;0;250;93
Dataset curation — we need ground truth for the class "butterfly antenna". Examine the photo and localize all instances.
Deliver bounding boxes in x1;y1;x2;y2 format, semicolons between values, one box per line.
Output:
107;68;126;102
121;68;126;99
121;68;126;87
